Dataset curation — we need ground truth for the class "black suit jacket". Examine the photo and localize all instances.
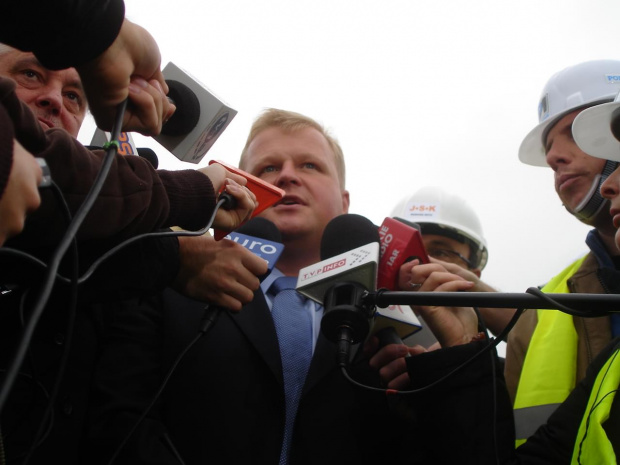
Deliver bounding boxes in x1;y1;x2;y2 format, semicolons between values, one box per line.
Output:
87;287;412;465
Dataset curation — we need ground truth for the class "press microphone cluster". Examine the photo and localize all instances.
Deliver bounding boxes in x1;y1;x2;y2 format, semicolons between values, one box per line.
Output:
297;214;424;366
296;214;379;366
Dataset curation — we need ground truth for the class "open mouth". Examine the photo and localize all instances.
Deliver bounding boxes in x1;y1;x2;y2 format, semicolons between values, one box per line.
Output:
276;196;302;207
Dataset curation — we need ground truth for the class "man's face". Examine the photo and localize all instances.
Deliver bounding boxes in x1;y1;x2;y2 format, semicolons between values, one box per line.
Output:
0;50;86;137
545;110;608;213
242;126;350;244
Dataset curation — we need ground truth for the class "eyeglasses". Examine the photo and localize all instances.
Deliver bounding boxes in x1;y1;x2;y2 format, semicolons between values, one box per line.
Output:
426;247;474;269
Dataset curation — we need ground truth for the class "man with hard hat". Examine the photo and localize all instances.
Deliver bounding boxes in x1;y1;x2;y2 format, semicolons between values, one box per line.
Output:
508;59;620;447
393;104;620;464
389;186;513;344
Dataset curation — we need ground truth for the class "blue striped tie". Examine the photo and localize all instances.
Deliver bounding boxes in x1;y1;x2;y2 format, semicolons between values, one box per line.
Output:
269;276;313;465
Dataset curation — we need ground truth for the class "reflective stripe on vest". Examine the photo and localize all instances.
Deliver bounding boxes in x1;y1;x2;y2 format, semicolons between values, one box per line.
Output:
514;256;587;447
571;345;620;464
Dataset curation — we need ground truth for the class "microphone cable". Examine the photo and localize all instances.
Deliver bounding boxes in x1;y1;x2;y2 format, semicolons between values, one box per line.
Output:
102;305;223;465
0;194;236;287
338;287;607;463
21;181;79;465
104;196;238;465
0;99;127;416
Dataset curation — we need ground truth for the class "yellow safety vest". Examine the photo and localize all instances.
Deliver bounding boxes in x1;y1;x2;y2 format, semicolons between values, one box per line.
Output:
513;256;587;447
571;345;620;464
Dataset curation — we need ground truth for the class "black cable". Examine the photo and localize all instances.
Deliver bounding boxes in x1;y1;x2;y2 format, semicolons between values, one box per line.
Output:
472;306;500;465
75;196;229;284
0;195;230;288
23;182;78;464
525;286;608;317
0;100;127;415
0;424;5;465
0;368;52;463
104;305;218;465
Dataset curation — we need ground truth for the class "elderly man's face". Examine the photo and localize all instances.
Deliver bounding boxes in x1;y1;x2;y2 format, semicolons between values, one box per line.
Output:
0;50;86;137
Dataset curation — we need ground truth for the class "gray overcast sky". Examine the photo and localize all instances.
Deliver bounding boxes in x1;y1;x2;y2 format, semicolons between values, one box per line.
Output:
79;0;620;295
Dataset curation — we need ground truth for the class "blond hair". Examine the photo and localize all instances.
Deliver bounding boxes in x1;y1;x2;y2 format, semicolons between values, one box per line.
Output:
239;108;346;189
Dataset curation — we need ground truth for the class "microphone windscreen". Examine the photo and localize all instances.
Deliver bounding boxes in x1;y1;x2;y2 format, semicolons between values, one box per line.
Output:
320;214;380;260
136;147;159;169
236;217;282;243
162;79;201;136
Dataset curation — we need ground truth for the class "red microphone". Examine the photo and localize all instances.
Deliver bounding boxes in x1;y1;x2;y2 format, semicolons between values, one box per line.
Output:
377;217;430;290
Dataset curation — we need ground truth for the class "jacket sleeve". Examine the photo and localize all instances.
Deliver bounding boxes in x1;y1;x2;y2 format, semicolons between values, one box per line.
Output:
2;0;125;70
0;77;215;246
405;337;620;465
514;337;620;464
404;341;516;465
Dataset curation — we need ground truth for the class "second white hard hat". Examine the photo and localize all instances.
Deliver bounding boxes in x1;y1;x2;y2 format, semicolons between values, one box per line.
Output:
572;91;620;162
390;186;488;270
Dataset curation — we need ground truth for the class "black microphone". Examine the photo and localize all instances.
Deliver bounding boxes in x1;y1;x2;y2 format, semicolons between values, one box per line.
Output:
136;147;159;169
311;214;380;366
161;79;201;137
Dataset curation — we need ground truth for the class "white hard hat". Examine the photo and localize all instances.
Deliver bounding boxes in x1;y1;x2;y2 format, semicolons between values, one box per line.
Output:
518;60;620;167
572;91;620;162
390;186;488;270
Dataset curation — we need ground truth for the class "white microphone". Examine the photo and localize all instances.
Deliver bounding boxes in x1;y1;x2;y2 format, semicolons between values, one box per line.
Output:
155;62;237;163
296;242;379;305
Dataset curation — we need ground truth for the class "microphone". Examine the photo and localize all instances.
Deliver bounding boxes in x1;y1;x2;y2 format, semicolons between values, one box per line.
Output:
224;217;284;278
372;217;428;347
201;217;283;332
136;148;158;168
208;160;285;240
297;214;380;307
377;217;430;290
90;128;138;155
161;79;200;137
89;128;159;168
154;62;237;163
298;214;379;366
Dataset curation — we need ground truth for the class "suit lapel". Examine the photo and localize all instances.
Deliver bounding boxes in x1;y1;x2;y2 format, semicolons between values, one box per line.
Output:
302;333;334;394
229;291;283;383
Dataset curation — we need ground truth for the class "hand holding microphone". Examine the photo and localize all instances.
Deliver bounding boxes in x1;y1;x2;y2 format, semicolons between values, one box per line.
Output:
173;234;268;310
197;163;258;232
76;19;175;136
